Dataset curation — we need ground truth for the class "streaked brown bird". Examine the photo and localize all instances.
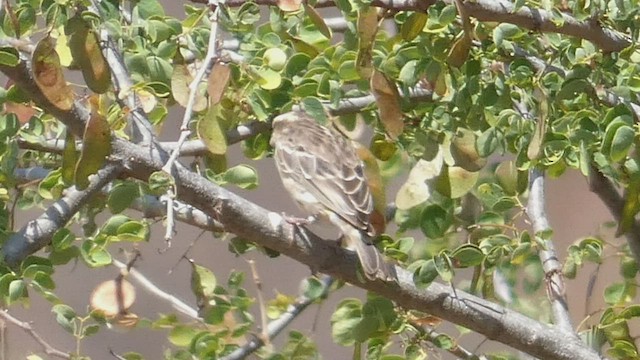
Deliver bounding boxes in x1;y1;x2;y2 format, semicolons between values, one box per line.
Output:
270;110;397;282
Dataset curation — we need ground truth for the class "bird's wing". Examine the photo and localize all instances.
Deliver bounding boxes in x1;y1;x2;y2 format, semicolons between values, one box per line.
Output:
271;114;374;234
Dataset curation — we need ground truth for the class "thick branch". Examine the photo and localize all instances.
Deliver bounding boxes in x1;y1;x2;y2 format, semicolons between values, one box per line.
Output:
110;137;599;360
215;0;629;52
463;0;630;53
527;169;573;332
2;165;120;267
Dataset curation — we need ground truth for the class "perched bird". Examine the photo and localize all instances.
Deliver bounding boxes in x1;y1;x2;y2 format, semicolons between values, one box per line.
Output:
270;110;397;282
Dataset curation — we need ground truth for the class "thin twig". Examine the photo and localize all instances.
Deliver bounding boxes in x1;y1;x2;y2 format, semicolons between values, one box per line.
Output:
588;168;640;265
112;259;200;320
247;259;270;347
220;276;334;360
0;310;71;359
409;320;488;360
161;8;221;244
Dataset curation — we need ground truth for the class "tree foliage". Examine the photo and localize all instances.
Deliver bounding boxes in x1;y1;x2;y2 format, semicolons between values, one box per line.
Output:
0;0;639;359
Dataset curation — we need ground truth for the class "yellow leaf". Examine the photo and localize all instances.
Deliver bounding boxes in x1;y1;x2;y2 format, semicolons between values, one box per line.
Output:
447;35;472;68
68;21;111;93
171;63;207;112
32;36;74;111
371;70;403;139
356;7;378;79
75;96;111;190
207;62;231;106
61;128;76;185
401;12;428;41
527;87;548;160
198;106;227;155
355;143;386;234
395;152;443;210
304;4;331;39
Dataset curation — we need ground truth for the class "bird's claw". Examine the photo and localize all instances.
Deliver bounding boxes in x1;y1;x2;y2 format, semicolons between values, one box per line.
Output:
282;213;316;226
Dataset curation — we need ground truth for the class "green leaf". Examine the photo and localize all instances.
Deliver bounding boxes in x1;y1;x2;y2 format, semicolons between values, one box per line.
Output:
420;205;450;238
108;182;140;214
476;128;499;157
434;165;479;199
604;282;634;305
136;0;165;19
401;12;427;41
602;117;633;162
301;97;328;125
451;244;484;267
0;47;19;66
117;221;150;242
52;304;76;334
248;66;282;90
89;248;112;266
169;325;198;347
302;277;326;300
413;259;438;287
222;165;258;189
190;262;217;302
148;171;174;195
263;48;287;71
610;125;635;163
434;251;454;282
102;214;131;235
331;299;362;346
8;279;26;303
198;106;228;155
52;228;75;249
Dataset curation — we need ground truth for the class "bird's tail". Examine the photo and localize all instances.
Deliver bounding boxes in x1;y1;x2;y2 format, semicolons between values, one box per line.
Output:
346;233;397;282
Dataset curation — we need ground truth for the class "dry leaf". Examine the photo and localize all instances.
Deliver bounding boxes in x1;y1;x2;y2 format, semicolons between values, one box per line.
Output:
356;7;379;79
32;36;74;110
69;24;111;93
75;95;111;189
172;53;207;112
277;0;302;12
90;278;136;317
207;62;231;106
354;143;386;234
447;35;472;68
371;70;403;139
304;4;331;39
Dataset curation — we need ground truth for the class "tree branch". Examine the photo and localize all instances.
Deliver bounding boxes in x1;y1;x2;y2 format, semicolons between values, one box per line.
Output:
112;259;200;320
462;0;630;53
221;276;334;360
2;165;121;267
0;310;71;359
526;169;574;332
588;167;640;265
0;44;601;360
214;0;629;52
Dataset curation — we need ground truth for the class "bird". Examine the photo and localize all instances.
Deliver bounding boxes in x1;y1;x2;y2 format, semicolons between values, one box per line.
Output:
270;110;397;282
